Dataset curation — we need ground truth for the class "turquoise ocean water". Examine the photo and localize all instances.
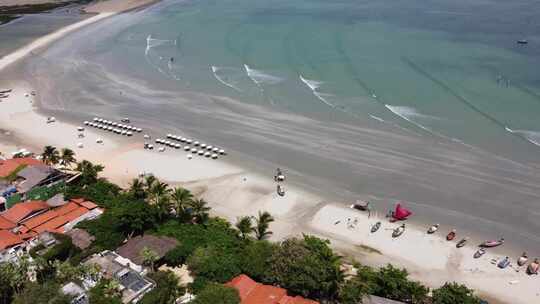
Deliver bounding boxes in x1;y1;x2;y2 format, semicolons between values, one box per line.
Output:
19;0;540;253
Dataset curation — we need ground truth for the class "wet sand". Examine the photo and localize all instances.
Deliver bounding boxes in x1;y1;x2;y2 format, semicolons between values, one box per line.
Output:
0;1;539;302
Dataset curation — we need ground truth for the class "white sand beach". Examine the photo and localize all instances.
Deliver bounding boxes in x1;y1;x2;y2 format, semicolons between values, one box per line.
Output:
0;2;539;304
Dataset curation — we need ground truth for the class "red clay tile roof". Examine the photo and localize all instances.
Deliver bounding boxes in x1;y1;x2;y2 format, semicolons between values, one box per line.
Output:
0;158;44;178
0;160;21;178
79;201;98;210
2;200;49;224
33;216;69;234
0;216;16;230
21;210;58;229
13;158;44;166
63;207;90;222
226;275;319;304
18;231;37;240
70;198;85;204
54;202;79;216
0;230;24;250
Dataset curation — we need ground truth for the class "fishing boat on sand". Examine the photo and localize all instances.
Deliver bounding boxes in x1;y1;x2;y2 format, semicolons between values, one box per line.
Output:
474;248;486;258
497;257;510;269
456;237;468;248
517;252;528;266
371;221;381;233
446;229;456;241
277;184;285;196
392;224;405;238
480;238;504;248
274;168;285;182
527;259;539;275
427;224;439;234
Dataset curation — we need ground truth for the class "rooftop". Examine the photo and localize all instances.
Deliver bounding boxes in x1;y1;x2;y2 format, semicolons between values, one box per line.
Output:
1;200;49;223
66;228;95;250
85;251;154;303
226;274;319;304
0;158;43;178
116;234;179;265
0;229;23;250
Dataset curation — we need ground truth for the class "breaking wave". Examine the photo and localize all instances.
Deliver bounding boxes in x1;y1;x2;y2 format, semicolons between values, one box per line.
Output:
505;127;540;147
299;75;335;108
145;34;180;80
244;64;283;87
211;66;243;92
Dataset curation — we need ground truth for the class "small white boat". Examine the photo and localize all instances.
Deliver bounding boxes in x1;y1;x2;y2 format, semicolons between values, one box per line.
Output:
427;224;439;234
392;224;405;238
518;252;528;266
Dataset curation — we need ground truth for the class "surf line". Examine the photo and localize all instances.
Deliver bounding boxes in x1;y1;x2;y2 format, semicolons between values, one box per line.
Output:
401;57;534;147
299;75;336;108
211;66;242;92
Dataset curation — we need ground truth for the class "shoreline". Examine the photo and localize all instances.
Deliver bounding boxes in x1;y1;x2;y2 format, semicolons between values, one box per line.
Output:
0;4;539;304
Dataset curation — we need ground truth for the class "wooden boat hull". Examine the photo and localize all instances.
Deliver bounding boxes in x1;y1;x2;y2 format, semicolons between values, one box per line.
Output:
371;222;381;233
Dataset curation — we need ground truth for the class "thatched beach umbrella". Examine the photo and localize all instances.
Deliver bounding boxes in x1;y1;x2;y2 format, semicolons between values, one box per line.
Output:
211;154;218;159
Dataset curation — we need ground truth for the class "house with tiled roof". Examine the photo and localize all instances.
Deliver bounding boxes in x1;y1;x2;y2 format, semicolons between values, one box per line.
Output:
225;274;319;304
0;157;43;178
0;198;103;254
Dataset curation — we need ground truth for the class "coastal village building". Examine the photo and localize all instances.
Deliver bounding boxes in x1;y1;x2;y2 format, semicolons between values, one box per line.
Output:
226;274;319;304
0;157;66;211
116;234;179;266
84;250;155;303
0;198;103;262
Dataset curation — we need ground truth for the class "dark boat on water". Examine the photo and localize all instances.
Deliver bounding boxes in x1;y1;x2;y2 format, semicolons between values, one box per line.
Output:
456;237;468;248
517;39;528;45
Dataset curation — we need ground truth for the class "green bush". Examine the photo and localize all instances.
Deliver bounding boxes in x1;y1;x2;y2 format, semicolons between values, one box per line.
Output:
42;233;80;262
432;282;481;304
192;283;240;304
239;240;276;283
186;246;242;284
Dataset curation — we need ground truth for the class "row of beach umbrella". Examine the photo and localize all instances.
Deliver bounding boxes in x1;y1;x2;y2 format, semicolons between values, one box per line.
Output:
86;118;142;133
164;134;226;155
155;137;224;159
84;121;134;136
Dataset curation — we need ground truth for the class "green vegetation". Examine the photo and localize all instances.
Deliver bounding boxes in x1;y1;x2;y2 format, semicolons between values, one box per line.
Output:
140;271;184;304
2;165;27;182
0;146;485;304
432;282;482;304
5;193;22;209
25;182;66;201
191;283;240;304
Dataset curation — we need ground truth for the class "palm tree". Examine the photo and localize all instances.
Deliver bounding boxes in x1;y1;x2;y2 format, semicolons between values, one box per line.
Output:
235;216;253;239
148;181;171;222
253;211;274;240
140;246;159;272
103;279;121;298
170;187;193;219
189;198;210;224
75;160;104;185
41;145;59;165
128;178;146;200
143;174;157;191
59;148;76;168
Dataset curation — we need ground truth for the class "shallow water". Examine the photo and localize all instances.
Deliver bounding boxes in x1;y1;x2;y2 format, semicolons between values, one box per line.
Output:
18;0;540;254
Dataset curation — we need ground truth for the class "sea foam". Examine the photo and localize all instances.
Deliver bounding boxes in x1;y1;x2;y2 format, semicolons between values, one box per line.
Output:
299;75;335;108
211;66;243;92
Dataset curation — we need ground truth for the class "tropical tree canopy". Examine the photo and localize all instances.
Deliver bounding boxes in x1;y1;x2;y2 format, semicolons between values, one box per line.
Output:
59;148;76;168
192;283;240;304
432;282;481;304
41;145;60;165
235;216;253;240
269;235;343;300
253;211;274;240
75;160;104;185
